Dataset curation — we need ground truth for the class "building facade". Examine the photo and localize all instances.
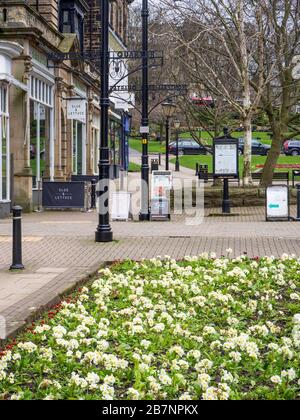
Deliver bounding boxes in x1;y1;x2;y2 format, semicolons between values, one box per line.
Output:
0;0;133;218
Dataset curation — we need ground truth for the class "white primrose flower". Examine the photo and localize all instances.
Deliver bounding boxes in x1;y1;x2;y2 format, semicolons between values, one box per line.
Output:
281;369;296;381
270;376;282;385
141;339;151;349
17;342;37;354
198;373;211;390
127;387;140;400
158;369;172;385
52;325;67;339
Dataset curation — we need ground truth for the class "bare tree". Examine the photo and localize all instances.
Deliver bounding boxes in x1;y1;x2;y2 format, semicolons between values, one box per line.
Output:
150;0;275;185
255;0;300;186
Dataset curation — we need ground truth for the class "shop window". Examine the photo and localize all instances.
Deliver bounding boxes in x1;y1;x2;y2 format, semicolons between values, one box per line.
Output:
72;120;85;175
30;76;52;108
92;127;100;175
0;84;9;202
30;101;51;188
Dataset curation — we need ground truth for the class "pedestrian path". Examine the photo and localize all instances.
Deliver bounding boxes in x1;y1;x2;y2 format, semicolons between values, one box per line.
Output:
129;147;195;177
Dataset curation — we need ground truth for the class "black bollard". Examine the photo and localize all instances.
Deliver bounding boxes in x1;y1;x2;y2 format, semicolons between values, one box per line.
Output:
91;179;97;209
195;163;199;177
222;178;231;214
10;206;24;270
296;184;300;221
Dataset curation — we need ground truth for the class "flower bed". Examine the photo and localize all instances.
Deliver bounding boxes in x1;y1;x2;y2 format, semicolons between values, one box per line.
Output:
0;254;300;400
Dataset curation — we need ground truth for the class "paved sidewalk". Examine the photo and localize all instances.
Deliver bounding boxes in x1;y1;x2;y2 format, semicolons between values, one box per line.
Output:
1;207;300;341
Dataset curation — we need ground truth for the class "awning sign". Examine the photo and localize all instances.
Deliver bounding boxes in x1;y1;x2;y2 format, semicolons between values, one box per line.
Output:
67;99;86;124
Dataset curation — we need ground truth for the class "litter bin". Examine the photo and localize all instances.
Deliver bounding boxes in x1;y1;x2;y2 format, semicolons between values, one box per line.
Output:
198;164;208;183
151;159;159;172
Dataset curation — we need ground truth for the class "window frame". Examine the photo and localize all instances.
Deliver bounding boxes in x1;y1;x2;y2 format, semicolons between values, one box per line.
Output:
0;83;10;202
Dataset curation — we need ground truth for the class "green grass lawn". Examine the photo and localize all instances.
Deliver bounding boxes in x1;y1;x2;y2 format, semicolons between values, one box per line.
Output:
170;155;300;175
129;138;166;154
128;162;141;172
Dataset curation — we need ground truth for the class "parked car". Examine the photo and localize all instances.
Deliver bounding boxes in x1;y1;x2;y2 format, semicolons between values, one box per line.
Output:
283;140;300;156
238;138;271;156
168;138;211;155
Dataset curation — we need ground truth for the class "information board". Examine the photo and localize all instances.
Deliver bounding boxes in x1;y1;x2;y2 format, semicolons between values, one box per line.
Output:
214;142;238;178
151;171;173;198
150;171;172;221
266;185;290;221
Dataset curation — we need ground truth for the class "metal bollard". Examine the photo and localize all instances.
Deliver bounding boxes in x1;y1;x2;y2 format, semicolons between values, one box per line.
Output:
10;206;24;270
91;179;97;209
222;178;231;214
195;163;199;176
296;184;300;221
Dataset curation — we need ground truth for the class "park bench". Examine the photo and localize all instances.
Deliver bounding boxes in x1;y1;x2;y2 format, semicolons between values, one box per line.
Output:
195;164;290;186
248;172;290;185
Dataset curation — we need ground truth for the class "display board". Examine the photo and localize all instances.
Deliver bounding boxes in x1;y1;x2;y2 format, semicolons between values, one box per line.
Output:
151;170;173;198
150;171;172;221
111;192;132;221
266;185;290;221
213;139;239;178
42;182;86;209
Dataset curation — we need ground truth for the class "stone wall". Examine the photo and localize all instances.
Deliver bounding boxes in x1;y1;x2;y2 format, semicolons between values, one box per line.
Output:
84;0;131;53
28;0;59;30
171;186;298;209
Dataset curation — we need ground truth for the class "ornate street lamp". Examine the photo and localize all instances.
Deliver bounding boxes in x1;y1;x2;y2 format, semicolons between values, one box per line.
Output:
162;99;176;171
173;119;181;172
139;0;151;221
95;0;113;242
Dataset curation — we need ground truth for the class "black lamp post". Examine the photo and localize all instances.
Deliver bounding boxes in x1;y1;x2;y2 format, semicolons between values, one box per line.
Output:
162;99;176;171
95;0;113;242
174;120;181;172
139;0;151;221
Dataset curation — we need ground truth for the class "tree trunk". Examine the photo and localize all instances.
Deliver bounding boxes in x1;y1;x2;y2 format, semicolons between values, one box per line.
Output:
243;117;252;186
260;128;282;187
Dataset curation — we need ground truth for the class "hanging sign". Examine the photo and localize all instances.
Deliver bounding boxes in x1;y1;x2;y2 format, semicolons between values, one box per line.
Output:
213;138;239;178
266;185;290;221
67;99;86;124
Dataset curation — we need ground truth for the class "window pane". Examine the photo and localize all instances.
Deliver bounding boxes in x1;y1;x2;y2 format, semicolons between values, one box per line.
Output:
30;101;38;188
1;87;7;113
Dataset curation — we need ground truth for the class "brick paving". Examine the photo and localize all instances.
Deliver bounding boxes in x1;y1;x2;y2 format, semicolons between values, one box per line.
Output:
0;206;300;341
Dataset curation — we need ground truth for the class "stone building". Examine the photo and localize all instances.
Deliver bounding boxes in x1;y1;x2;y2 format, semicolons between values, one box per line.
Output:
0;0;133;218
